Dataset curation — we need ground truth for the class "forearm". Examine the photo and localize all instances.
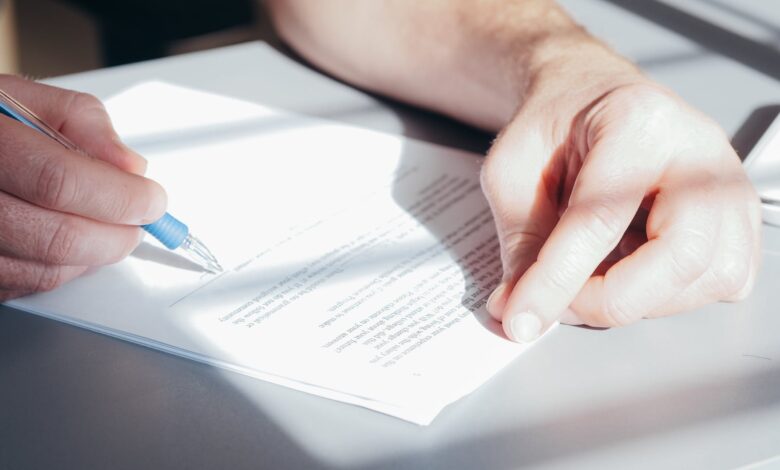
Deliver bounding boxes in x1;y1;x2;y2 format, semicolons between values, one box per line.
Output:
266;0;640;131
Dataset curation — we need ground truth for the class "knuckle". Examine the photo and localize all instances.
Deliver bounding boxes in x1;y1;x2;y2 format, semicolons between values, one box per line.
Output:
714;258;750;298
574;201;625;248
42;219;80;265
70;91;105;113
602;84;727;159
713;243;754;300
728;273;755;301
667;232;711;283
611;84;678;125
600;296;635;327
502;230;546;258
500;230;546;279
34;158;75;209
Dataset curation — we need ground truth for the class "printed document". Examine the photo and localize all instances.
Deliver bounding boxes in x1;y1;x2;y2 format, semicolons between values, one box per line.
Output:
9;82;548;425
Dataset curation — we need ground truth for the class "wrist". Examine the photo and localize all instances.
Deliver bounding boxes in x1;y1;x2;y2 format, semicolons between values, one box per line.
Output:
521;36;646;110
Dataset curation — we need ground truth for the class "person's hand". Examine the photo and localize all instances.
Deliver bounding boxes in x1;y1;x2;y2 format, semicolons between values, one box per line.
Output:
482;61;761;342
266;0;761;341
0;75;166;300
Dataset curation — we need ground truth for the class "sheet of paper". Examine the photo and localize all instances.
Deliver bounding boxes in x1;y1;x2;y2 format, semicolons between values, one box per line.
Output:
9;82;547;425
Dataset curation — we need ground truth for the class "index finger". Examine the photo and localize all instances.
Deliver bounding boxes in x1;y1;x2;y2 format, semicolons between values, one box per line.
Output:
0;75;147;174
500;139;658;342
0;118;166;225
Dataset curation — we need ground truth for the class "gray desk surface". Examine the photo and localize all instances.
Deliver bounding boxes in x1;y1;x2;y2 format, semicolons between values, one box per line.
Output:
2;1;780;469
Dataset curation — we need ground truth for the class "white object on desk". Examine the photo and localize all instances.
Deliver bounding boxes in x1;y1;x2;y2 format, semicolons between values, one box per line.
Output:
743;112;780;226
8;81;546;426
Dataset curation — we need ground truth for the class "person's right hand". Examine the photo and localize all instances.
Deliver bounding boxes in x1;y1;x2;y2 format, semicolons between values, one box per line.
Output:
0;75;166;300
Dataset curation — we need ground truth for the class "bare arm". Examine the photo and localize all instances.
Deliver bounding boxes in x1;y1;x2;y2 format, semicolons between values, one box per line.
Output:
266;1;761;341
266;0;635;130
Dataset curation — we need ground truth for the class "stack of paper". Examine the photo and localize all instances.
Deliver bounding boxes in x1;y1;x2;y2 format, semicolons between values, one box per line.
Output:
9;82;547;425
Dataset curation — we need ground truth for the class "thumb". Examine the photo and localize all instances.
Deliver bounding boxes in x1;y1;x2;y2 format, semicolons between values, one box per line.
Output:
481;122;559;322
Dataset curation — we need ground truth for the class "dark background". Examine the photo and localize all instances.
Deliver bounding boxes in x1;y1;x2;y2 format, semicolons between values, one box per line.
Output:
1;0;274;77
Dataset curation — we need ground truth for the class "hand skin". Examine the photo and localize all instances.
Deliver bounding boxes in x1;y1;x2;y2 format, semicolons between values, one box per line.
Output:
0;75;167;301
267;0;762;341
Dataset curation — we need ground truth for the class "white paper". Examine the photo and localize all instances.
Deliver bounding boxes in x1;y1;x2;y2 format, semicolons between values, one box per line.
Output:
9;82;545;425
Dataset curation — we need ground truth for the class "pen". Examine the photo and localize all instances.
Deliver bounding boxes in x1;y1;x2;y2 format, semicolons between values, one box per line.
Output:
0;88;223;274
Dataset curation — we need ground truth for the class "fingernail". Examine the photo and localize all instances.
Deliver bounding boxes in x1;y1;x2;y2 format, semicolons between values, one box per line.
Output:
559;309;584;326
137;201;163;225
137;182;168;224
508;311;542;343
486;283;507;316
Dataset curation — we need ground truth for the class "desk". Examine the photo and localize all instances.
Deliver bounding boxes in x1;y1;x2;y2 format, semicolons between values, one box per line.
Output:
2;1;780;468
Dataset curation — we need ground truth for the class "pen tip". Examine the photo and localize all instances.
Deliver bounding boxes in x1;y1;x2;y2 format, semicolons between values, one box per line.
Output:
180;233;224;274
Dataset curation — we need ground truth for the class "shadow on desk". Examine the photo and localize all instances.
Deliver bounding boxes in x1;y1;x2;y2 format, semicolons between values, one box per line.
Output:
3;307;780;470
603;0;780;81
362;366;780;470
4;50;780;470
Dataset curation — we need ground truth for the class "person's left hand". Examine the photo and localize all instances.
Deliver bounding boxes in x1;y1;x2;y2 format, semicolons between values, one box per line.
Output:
482;69;761;342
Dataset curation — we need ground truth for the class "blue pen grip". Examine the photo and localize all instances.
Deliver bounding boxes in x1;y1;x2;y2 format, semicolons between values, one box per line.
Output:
142;213;188;249
0;94;194;253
